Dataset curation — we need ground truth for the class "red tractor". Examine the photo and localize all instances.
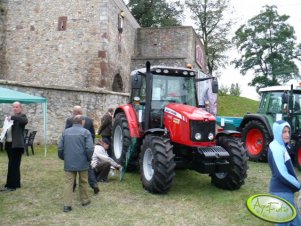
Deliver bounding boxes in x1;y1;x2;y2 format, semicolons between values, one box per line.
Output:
112;62;248;194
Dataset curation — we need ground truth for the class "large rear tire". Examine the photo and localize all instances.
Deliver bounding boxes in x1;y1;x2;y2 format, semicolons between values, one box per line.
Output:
112;113;136;170
294;140;301;170
242;120;271;161
211;136;248;190
139;135;176;194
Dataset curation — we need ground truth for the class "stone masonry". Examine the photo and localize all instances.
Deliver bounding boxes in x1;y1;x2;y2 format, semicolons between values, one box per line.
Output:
0;0;206;144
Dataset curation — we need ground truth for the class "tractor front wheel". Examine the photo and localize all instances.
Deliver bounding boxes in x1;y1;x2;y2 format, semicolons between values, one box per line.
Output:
211;136;248;190
139;135;175;194
242;120;271;161
112;113;136;170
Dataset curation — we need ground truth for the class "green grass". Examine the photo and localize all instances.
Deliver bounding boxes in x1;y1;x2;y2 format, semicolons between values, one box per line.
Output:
218;95;259;117
0;145;293;226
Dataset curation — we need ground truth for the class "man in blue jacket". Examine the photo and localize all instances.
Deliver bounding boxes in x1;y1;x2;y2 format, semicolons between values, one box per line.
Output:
268;120;301;226
58;115;94;213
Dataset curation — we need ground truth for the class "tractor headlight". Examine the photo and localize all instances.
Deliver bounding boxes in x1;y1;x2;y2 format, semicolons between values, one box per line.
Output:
195;133;202;140
208;133;214;140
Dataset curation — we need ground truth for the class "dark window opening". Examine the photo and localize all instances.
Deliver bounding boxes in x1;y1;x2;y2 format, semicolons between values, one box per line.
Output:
112;74;123;92
58;16;67;31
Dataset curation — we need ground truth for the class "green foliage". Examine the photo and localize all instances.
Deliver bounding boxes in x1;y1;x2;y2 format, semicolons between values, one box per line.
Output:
185;0;234;75
218;84;229;96
218;95;259;116
233;5;301;91
127;0;183;27
230;83;241;96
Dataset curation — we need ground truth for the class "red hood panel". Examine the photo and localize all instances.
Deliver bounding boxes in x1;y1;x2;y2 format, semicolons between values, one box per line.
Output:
165;103;215;121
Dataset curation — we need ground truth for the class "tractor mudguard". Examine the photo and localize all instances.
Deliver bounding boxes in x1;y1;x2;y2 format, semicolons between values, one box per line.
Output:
114;104;141;138
239;114;273;136
216;129;241;139
143;128;166;137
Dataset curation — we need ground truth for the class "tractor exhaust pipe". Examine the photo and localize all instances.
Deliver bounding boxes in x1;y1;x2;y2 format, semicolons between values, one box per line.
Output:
144;61;152;131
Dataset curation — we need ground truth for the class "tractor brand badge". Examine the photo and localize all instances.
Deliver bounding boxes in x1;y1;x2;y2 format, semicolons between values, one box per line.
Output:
165;107;183;120
173;118;180;124
246;194;296;223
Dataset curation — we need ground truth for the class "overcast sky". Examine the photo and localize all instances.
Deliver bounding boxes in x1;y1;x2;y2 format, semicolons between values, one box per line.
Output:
186;0;301;100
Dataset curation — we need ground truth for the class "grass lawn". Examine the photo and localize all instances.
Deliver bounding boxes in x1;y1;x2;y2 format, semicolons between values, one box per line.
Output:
0;145;298;226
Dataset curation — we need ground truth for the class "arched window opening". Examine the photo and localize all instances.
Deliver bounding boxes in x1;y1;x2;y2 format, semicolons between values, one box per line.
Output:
112;74;123;92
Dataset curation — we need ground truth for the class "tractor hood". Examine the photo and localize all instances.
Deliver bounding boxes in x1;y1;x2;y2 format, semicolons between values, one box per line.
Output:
164;103;216;122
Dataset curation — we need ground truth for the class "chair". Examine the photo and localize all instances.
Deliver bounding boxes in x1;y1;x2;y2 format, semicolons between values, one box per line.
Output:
25;131;37;156
24;129;29;140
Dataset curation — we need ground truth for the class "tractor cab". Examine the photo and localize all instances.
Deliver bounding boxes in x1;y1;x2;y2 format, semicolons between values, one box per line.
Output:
258;85;301;135
131;65;201;129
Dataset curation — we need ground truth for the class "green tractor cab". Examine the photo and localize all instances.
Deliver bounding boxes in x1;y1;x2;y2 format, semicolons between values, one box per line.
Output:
239;84;301;167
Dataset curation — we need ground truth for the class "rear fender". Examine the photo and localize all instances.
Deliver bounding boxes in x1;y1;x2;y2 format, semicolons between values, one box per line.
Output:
114;105;141;138
239;114;272;136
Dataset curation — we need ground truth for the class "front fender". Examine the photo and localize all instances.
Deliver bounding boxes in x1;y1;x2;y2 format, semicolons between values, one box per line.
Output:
216;130;242;139
114;104;141;138
239;114;273;136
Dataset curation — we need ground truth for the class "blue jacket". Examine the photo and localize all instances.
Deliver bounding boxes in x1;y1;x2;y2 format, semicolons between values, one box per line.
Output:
268;120;300;193
58;124;94;171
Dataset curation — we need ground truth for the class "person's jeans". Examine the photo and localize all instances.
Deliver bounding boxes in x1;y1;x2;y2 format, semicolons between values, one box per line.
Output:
271;192;301;226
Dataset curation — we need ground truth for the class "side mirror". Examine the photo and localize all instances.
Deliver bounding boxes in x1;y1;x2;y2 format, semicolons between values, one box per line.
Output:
212;79;218;94
131;73;142;89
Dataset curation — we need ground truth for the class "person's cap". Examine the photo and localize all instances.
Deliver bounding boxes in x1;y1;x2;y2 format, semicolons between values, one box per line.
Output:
102;138;110;145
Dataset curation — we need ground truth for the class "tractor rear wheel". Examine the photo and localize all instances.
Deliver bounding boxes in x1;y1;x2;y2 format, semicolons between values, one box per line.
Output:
112;113;136;170
242;120;271;161
211;136;248;190
139;135;175;194
294;141;301;170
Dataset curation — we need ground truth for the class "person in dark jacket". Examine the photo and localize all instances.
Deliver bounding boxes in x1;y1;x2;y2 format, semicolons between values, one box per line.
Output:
97;108;114;140
65;105;95;142
268;120;301;226
58;115;94;213
0;102;28;192
97;108;114;155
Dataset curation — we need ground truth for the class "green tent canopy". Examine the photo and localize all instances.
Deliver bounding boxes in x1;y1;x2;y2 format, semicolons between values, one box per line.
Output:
0;87;48;156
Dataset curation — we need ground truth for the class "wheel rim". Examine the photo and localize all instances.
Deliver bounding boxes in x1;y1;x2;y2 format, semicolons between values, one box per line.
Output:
143;148;154;181
214;172;227;179
113;125;123;159
246;128;263;156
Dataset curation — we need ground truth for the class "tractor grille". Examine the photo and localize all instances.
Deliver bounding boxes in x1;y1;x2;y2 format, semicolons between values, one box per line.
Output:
190;120;215;142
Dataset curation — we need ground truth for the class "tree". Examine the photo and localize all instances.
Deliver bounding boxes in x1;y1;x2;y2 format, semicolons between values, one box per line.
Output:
185;0;234;75
233;5;301;91
230;83;241;96
127;0;183;27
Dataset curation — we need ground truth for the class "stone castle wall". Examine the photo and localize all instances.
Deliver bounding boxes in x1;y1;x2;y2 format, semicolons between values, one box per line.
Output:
0;0;206;145
0;81;129;144
131;27;205;71
1;0;139;92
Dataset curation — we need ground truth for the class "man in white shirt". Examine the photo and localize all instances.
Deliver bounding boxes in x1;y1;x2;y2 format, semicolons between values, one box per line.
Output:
88;138;121;193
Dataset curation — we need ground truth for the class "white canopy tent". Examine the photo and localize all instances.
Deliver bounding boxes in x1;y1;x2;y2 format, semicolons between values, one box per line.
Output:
0;87;48;156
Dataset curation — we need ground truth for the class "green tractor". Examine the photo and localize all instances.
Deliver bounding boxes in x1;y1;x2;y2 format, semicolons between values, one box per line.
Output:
239;84;301;167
